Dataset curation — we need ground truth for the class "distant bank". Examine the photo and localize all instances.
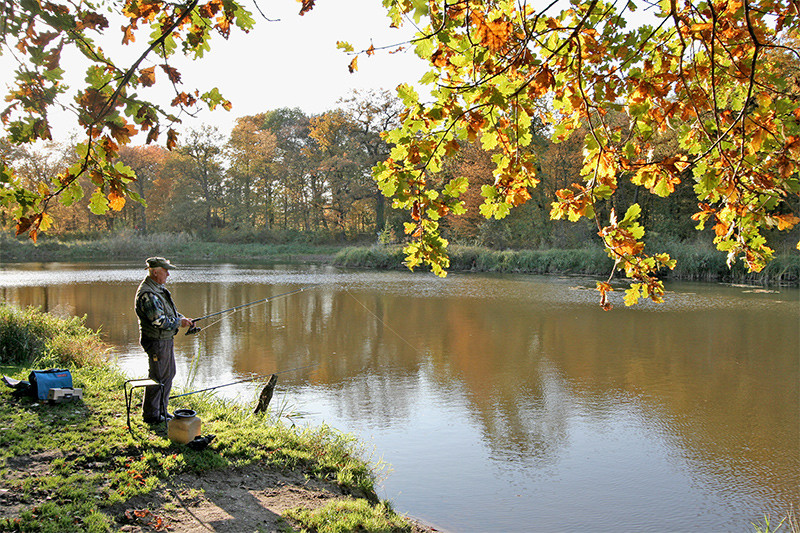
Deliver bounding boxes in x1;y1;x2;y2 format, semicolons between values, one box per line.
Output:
1;233;796;286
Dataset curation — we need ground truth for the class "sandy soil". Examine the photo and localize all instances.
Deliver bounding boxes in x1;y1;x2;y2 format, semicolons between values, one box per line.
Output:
108;463;438;532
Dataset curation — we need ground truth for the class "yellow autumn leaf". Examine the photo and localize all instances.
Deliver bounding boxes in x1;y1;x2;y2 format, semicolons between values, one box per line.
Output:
775;214;800;230
39;212;54;232
108;192;126;211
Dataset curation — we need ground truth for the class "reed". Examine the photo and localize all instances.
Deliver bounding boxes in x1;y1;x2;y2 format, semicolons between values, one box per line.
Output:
334;243;798;286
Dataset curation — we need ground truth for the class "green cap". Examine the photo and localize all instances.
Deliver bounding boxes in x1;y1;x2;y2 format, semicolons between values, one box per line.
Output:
145;257;176;270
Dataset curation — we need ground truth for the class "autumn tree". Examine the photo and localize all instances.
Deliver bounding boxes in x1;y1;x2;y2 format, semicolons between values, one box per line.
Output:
227;115;279;229
359;0;800;306
251;108;312;230
307;109;374;231
162;125;225;231
338;89;404;231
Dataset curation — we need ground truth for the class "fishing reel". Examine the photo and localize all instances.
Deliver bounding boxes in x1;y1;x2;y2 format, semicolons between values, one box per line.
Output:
186;323;202;335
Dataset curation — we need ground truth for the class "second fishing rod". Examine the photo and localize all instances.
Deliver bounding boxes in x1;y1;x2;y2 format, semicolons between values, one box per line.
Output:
186;284;319;335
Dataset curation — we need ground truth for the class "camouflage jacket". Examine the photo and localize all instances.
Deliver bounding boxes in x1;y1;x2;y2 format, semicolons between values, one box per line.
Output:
135;276;184;340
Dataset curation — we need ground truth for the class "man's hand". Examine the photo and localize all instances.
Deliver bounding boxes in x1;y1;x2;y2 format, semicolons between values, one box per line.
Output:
181;317;194;328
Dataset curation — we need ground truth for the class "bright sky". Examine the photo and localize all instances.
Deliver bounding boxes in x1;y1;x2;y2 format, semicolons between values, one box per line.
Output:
133;0;427;140
171;0;428;133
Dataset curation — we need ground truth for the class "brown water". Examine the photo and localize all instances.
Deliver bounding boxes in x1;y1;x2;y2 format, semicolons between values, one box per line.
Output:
1;262;798;532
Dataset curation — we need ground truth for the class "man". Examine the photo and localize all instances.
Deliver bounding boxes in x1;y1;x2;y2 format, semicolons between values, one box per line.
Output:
134;256;194;423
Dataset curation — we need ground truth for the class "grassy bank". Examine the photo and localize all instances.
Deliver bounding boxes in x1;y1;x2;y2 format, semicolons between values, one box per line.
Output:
0;304;425;532
333;244;800;286
0;232;343;265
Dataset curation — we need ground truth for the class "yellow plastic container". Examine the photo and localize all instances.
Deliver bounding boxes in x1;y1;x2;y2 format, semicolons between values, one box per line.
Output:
168;409;202;444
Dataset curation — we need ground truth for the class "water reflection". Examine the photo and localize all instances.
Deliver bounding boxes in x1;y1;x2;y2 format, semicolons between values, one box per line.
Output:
0;263;797;531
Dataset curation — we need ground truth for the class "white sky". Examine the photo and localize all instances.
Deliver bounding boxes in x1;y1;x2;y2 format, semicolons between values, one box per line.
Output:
171;0;428;132
114;0;428;140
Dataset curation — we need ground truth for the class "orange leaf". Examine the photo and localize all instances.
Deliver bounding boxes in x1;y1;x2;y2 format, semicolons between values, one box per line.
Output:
411;200;421;221
775;214;800;230
529;67;554;98
431;48;448;67
122;24;136;45
108;191;126;211
167;128;178;150
471;12;511;51
15;216;33;236
108;122;137;145
160;64;182;84
299;0;315;15
139;66;156;87
348;56;358;73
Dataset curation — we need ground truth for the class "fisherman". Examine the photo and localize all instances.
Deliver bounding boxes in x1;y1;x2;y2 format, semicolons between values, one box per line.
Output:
134;257;194;424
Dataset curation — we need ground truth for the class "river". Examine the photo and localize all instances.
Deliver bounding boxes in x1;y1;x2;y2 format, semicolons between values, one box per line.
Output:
0;261;797;532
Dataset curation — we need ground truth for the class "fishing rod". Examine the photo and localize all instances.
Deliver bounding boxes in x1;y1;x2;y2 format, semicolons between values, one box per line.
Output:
169;363;320;399
186;284;318;335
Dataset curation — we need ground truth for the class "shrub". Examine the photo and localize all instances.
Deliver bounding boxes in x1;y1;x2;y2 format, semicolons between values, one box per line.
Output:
0;304;110;367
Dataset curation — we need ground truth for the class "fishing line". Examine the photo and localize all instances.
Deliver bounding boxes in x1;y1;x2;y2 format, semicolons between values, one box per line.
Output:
169;363;320;399
343;287;421;354
186;283;320;335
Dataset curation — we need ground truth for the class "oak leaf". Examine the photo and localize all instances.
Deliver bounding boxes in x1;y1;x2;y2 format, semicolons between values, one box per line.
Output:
108;191;126;211
139;66;156;87
471;12;511;52
166;129;179;150
160;64;182;84
299;0;315;15
108;123;137;144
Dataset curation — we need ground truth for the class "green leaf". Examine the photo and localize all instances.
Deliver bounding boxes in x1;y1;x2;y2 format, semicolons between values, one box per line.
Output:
89;189;109;215
443;176;468;197
481;130;499;150
624;284;642;306
396;84;419;107
336;41;355;52
622;203;641;224
60;181;84;207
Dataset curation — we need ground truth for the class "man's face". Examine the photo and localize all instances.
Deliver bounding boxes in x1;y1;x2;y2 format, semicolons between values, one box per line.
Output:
150;267;169;285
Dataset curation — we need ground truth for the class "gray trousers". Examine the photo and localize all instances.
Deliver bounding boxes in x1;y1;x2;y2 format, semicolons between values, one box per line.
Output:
141;337;176;419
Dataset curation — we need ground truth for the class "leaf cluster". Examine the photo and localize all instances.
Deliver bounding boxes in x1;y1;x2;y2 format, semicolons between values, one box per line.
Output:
372;0;800;306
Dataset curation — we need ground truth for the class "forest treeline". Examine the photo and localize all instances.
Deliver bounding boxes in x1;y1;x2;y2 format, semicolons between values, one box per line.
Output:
2;89;798;256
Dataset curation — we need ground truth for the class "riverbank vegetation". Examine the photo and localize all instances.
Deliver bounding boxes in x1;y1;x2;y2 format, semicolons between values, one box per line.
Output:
335;243;800;286
0;231;345;264
0;303;425;532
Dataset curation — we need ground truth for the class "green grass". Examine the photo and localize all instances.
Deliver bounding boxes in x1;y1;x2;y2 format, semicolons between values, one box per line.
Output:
0;304;415;532
285;499;414;533
752;508;799;533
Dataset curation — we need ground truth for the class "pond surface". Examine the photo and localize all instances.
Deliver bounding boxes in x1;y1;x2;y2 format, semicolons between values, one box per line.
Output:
1;262;798;532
